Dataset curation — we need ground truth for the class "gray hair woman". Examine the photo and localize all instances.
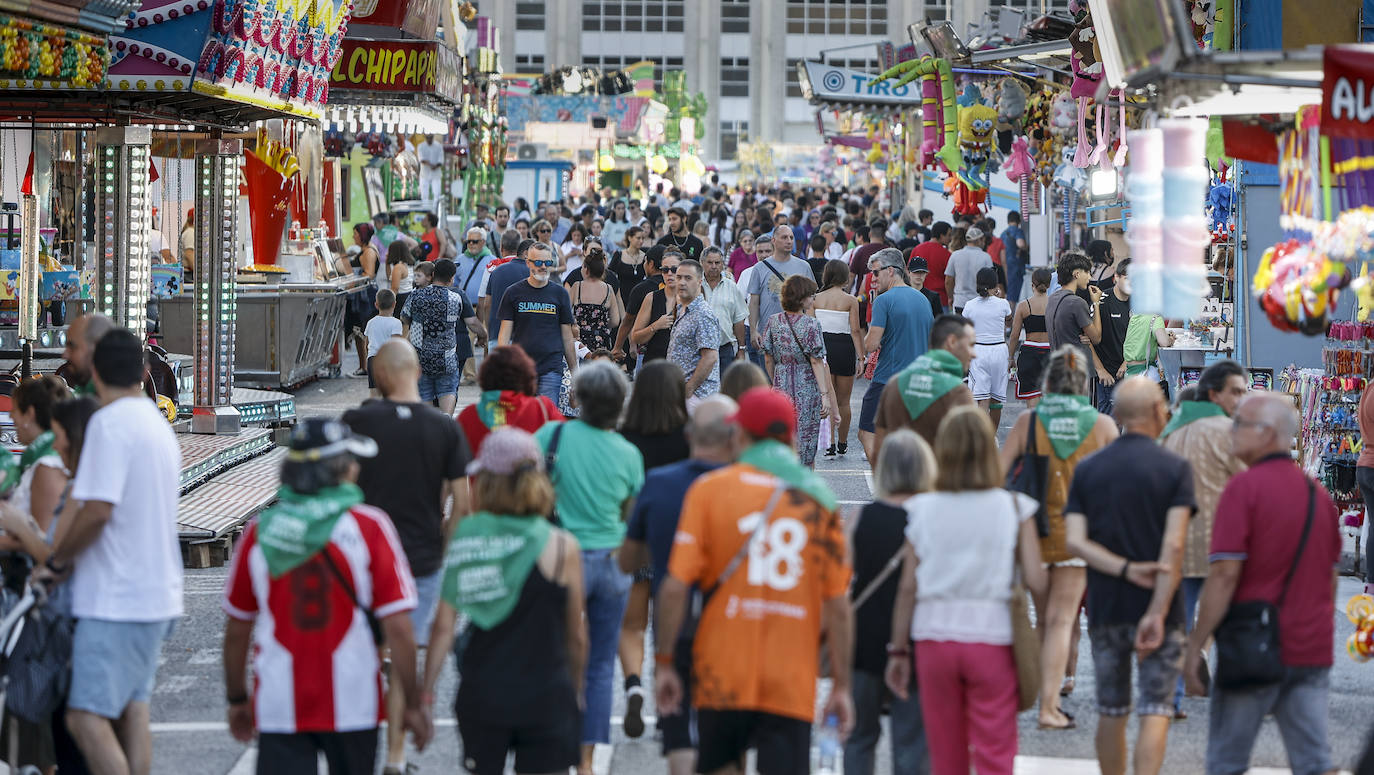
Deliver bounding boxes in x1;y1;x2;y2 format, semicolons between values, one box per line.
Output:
535;359;644;772
844;429;936;774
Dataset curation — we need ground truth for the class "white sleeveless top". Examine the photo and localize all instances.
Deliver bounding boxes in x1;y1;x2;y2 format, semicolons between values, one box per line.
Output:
815;308;851;335
11;453;65;521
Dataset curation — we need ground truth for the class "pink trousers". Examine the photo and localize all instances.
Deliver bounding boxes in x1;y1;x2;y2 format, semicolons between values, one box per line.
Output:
915;640;1019;775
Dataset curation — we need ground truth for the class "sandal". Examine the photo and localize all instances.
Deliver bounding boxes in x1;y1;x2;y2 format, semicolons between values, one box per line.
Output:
1060;677;1075;697
1037;714;1077;731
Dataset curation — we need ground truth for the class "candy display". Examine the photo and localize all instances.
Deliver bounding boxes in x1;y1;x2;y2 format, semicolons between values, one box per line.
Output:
0;16;108;87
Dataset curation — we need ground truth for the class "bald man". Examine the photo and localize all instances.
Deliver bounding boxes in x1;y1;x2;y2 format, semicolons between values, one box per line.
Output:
619;394;738;771
1064;377;1195;775
62;312;116;395
1183;393;1341;775
342;339;472;775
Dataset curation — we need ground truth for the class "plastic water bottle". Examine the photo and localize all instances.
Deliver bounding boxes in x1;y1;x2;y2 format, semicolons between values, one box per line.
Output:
816;713;841;774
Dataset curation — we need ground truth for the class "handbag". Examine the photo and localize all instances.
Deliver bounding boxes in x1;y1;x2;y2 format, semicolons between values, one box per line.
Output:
1005;410;1051;537
3;587;74;724
1006;494;1041;712
1213;480;1315;691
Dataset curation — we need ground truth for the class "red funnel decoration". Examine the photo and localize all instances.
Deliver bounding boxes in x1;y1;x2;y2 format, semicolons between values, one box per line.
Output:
242;149;295;266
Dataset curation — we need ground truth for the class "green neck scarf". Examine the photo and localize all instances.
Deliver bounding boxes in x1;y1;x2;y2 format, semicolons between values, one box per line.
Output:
441;511;551;630
1161;400;1227;440
256;484;363;578
738;439;837;512
1037;393;1100;459
0;430;56;493
895;349;966;419
73;381;96;398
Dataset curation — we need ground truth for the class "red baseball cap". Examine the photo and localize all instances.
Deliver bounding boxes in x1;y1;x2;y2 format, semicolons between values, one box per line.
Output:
729;386;796;442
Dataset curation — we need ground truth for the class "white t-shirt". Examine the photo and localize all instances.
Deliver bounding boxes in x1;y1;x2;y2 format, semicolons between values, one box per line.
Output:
364;314;403;357
962;295;1011;344
70;396;184;621
904;489;1036;645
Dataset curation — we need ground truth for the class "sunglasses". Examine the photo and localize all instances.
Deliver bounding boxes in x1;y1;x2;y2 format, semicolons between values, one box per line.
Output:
537;227;551;233
662;266;679;274
528;259;557;268
466;238;483;244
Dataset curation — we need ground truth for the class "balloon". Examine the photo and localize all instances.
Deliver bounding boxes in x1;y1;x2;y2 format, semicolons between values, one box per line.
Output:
649;154;668;175
598;154;615;172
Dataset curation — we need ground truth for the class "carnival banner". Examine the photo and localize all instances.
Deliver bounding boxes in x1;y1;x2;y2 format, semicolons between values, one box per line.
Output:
1322;45;1374;139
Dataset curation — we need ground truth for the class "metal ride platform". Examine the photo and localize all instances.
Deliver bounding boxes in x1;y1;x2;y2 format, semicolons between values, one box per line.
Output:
177;445;285;568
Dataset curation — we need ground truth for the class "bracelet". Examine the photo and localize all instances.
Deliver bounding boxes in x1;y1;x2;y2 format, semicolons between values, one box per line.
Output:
654;652;675;667
1119;559;1130;579
885;643;911;657
226;693;249;705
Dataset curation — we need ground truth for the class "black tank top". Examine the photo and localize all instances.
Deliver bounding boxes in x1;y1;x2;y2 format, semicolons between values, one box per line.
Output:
851;502;909;676
1023;302;1047;334
643;290;672;362
455;543;579;726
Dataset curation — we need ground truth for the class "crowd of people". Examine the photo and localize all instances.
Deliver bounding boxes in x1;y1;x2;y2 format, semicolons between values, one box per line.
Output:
0;179;1369;775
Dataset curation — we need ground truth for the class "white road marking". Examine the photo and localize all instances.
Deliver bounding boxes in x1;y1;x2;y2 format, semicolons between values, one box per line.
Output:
153;675;197;695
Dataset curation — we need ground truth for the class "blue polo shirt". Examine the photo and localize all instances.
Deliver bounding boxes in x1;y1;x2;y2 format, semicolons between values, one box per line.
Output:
870;285;934;384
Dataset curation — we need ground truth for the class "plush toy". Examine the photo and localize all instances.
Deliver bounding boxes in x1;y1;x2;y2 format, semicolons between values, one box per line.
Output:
951;82;999;215
1252;238;1351;335
1069;2;1103;99
995;78;1029;155
1347;595;1374;662
874;56;960;174
1050;92;1077;141
1207;179;1234;241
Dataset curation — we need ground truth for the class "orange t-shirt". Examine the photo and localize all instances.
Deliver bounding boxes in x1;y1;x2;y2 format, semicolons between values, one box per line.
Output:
668;464;850;722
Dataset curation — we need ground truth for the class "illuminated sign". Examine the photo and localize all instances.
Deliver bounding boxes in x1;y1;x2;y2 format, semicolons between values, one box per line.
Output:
331;39;461;103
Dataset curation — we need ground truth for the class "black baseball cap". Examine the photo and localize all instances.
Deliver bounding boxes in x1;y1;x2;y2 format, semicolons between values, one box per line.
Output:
908;255;930;273
286;418;378;463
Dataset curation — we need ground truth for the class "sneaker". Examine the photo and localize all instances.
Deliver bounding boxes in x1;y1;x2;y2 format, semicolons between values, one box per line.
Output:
837;443;847;455
623;685;646;739
824;445;837;457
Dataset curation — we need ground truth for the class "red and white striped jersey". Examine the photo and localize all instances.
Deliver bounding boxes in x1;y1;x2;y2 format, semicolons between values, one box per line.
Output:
223;505;417;734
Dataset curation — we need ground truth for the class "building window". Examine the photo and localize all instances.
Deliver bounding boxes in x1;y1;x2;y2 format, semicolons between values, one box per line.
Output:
515;1;544;31
720;56;749;97
784;0;889;36
515;53;545;73
786;58;803;99
720;120;748;159
587;0;681;33
721;0;749;34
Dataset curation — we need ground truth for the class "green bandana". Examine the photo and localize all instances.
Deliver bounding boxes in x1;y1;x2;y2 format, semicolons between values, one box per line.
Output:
738;439;837;512
0;430;55;494
1037;393;1100;460
1161;400;1227;440
256;484;363;578
894;350;966;420
441;511;551;630
72;382;96;398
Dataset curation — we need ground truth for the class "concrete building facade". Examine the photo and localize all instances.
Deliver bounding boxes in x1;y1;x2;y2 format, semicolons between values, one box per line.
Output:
484;0;1070;160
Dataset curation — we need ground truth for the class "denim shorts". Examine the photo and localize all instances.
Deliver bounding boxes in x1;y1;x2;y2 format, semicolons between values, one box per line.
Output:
69;617;176;719
418;371;459;402
858;380;886;433
1088;622;1184;717
410;570;442;642
1206;666;1334;775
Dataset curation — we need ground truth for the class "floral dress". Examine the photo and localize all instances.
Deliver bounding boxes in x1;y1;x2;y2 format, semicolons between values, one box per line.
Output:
761;311;827;465
572;281;615;351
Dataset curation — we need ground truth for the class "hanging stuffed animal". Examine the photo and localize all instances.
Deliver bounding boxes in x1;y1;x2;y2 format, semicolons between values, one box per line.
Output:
1207;177;1235;242
1050;92;1077;142
996;78;1028;155
944;82;999;216
1054;143;1086;250
1252;238;1351;335
1069;1;1103;99
873;55;960;174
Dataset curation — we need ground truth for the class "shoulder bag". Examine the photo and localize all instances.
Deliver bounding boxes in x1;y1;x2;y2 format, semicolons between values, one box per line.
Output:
1006;492;1042;712
3;584;74;724
1213;480;1315;690
1005;411;1051;537
542;422;567;526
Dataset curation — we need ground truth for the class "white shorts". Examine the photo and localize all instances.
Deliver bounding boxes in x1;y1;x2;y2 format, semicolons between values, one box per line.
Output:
970;342;1010;402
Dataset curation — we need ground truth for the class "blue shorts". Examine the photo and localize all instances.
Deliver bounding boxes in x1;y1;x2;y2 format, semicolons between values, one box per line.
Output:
69;617;176;719
859;381;886;433
418;371;459;402
410;570;442;643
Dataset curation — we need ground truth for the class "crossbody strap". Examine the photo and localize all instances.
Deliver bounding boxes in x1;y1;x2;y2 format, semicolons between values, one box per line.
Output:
852;547;903;611
1024;410;1039;457
320;548;385;646
1277;480;1317;609
759;259;786;282
544;422;567;480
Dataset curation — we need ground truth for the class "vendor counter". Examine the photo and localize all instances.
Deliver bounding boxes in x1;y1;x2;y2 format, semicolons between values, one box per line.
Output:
159;275;369;389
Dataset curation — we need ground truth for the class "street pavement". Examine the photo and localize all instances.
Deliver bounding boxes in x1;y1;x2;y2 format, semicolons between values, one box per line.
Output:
106;370;1374;772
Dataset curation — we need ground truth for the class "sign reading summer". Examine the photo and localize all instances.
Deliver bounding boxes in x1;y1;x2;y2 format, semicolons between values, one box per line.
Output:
331;39;461;101
1322;45;1374;138
797;60;921;106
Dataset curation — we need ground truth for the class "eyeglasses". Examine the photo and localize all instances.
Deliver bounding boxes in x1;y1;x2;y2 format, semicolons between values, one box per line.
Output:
528;259;556;268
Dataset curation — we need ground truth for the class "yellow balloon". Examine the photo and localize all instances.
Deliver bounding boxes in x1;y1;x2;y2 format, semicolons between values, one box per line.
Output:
681;154;705;176
598;154;615;172
650;154;668;174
